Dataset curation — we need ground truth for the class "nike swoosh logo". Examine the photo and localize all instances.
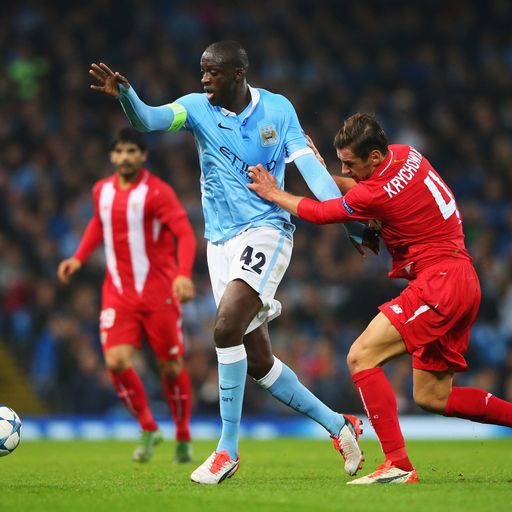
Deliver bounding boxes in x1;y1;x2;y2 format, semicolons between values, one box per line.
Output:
241;265;254;273
376;473;410;483
218;122;232;130
220;384;241;390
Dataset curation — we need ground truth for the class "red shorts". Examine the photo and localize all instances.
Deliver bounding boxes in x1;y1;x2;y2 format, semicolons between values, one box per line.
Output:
99;301;184;361
379;260;481;373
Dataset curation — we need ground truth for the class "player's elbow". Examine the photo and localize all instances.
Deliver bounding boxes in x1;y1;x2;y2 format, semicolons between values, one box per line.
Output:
130;118;152;133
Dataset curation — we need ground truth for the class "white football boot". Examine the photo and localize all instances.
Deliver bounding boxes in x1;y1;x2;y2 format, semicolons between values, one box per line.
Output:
331;414;364;476
347;460;419;484
190;450;239;484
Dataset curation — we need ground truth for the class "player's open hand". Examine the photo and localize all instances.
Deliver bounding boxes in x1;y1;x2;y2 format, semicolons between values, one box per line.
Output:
247;164;279;201
89;63;130;97
57;257;82;284
305;134;326;168
172;275;196;303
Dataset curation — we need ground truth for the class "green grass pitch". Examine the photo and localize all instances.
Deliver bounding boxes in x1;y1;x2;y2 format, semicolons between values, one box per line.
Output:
2;438;511;511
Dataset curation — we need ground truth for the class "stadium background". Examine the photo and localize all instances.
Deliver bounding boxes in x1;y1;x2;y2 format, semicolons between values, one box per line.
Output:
1;0;511;438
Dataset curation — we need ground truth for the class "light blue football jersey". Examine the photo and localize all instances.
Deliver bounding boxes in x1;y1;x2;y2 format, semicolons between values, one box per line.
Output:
169;87;310;243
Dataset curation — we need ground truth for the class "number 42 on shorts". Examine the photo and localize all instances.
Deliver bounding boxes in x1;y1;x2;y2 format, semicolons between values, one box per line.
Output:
240;245;267;274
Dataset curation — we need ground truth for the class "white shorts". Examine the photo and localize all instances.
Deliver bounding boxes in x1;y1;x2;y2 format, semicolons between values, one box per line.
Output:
207;227;293;334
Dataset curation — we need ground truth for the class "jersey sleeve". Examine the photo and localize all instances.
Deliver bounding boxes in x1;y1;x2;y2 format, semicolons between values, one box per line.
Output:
117;85;200;133
151;184;196;277
297;185;377;224
294;153;341;201
73;183;104;262
171;93;206;131
280;96;311;163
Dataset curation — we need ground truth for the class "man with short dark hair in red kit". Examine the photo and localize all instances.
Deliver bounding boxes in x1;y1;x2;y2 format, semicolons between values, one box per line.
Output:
248;113;512;484
58;128;196;464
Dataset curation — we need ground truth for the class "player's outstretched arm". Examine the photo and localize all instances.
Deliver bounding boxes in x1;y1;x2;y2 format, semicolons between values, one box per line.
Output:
249;164;362;227
57;257;82;284
89;62;177;132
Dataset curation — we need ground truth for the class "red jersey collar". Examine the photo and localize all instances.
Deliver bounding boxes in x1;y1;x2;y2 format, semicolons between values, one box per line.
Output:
373;149;394;178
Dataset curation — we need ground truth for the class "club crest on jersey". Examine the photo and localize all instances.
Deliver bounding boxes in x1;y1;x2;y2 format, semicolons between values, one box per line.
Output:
259;124;279;147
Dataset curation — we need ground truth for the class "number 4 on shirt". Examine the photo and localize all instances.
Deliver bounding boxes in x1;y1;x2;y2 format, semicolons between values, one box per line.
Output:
424;170;461;223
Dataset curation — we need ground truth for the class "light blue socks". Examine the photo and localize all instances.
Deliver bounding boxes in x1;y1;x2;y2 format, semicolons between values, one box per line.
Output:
216;345;247;460
258;357;345;436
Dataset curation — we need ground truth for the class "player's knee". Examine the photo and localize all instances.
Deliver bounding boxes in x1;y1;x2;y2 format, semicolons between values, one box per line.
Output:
213;315;243;348
105;355;131;374
347;343;369;374
159;359;183;380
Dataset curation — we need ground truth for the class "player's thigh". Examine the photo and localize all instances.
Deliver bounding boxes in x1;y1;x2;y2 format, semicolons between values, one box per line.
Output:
100;307;143;369
380;262;480;373
215;279;263;343
412;368;454;413
213;227;293;336
143;303;184;361
157;356;184;380
347;312;407;372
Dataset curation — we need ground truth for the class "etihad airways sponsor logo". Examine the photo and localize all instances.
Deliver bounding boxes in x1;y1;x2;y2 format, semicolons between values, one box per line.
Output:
383;148;422;198
219;146;276;179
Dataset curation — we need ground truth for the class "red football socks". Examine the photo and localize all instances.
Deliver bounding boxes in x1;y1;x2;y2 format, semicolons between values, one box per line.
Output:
162;368;192;442
352;368;413;471
109;368;158;431
445;387;512;426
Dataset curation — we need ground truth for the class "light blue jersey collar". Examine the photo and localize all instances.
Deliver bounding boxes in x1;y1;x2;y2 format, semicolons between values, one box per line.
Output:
219;86;260;122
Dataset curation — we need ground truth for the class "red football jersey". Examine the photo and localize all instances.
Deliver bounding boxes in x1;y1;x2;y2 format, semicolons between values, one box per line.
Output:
298;144;472;279
74;169;196;309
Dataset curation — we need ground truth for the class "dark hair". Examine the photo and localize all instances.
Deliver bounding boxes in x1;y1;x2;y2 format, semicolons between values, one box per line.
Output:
333;113;388;159
203;40;249;71
109;128;147;151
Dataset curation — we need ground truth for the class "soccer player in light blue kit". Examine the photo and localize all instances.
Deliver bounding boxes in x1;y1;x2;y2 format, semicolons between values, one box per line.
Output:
89;40;369;484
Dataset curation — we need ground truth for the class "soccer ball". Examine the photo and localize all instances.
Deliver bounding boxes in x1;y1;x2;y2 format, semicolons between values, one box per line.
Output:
0;405;22;456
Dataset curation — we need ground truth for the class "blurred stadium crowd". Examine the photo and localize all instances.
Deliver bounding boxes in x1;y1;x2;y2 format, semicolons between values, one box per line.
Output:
1;0;512;418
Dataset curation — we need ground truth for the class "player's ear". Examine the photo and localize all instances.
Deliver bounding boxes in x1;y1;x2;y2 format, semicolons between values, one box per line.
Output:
369;149;384;167
234;67;245;82
141;150;148;163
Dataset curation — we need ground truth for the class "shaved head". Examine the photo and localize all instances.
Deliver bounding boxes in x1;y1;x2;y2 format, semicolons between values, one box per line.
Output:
202;40;249;71
200;40;251;112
